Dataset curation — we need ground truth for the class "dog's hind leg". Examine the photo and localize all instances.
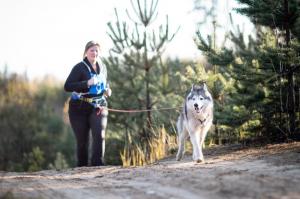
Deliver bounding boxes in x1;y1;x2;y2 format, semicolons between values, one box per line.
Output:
176;127;188;161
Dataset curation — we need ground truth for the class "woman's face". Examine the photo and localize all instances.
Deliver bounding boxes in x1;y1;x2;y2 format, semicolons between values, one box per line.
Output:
86;45;99;63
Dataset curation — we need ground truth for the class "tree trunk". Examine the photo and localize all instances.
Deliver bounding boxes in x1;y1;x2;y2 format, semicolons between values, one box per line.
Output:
146;69;152;129
284;0;296;134
144;34;152;130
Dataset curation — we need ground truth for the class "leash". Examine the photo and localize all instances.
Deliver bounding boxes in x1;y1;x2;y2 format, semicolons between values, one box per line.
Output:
72;92;181;114
106;107;181;113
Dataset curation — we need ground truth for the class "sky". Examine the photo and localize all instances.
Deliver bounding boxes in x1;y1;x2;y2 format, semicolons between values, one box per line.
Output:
0;0;252;81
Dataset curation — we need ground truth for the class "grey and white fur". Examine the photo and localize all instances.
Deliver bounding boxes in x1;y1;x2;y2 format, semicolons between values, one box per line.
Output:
176;83;213;163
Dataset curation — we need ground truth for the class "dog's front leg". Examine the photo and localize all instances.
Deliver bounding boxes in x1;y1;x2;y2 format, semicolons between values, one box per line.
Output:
198;132;205;162
198;122;212;162
190;131;202;163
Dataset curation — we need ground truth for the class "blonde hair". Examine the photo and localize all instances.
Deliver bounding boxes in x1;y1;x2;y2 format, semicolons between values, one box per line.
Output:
83;40;100;59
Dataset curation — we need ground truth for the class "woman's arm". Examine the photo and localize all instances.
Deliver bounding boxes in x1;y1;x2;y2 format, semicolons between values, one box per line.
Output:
64;64;89;92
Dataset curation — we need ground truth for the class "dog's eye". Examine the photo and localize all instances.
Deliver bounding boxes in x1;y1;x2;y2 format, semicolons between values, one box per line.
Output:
200;97;204;100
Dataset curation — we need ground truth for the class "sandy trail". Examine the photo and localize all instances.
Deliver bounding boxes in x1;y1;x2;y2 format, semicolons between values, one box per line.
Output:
1;142;300;199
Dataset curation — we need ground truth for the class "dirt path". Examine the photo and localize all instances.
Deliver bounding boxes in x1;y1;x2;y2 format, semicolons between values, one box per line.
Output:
1;142;300;199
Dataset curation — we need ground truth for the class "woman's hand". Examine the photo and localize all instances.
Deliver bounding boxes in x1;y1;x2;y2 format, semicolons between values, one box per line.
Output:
105;88;112;97
87;76;99;87
104;83;111;97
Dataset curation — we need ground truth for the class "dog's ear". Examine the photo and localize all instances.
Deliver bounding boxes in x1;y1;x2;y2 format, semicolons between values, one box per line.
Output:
191;84;195;92
202;83;213;99
203;83;208;91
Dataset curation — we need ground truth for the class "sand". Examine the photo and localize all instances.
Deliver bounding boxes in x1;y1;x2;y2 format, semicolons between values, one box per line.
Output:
1;142;300;199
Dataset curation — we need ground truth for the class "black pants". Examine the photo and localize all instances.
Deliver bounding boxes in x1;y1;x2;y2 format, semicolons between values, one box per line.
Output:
69;106;108;167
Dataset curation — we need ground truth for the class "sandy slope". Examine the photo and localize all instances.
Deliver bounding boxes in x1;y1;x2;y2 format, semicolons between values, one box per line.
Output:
1;142;300;199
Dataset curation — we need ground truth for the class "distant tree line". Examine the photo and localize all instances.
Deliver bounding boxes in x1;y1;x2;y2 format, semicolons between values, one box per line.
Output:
0;70;75;171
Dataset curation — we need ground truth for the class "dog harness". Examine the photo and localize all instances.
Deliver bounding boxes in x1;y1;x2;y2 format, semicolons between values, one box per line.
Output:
71;60;108;108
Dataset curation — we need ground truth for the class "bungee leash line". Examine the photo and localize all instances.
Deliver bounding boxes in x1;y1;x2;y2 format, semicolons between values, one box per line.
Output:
72;93;181;113
106;107;182;113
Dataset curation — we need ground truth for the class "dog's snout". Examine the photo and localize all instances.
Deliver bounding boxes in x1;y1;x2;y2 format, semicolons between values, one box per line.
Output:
194;103;198;108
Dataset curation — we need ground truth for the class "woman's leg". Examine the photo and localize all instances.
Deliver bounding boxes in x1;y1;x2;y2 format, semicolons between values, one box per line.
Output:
89;108;108;166
69;110;90;167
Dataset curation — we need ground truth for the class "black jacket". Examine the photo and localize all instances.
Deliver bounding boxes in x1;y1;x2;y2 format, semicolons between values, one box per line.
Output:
64;57;101;111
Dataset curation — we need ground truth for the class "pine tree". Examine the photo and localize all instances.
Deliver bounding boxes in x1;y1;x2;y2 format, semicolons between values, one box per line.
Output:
196;0;300;141
104;0;179;165
106;0;178;130
194;0;235;144
236;0;300;138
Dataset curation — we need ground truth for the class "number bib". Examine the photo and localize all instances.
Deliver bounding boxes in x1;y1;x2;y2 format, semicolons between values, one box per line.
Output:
89;73;107;95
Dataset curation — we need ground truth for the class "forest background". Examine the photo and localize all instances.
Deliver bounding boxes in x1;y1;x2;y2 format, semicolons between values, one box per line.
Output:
0;0;299;171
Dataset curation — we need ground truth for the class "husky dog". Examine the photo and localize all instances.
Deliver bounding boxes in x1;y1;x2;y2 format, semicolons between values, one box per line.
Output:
176;82;213;163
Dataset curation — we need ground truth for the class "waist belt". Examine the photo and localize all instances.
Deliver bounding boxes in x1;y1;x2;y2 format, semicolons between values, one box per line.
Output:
71;92;107;108
79;96;96;103
79;96;107;107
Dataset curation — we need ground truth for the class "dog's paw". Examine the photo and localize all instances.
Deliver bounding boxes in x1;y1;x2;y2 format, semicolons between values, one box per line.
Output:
176;155;182;161
176;154;183;161
195;159;205;164
176;151;185;161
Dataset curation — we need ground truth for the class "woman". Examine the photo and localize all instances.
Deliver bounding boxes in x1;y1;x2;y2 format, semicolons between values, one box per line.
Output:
64;41;111;167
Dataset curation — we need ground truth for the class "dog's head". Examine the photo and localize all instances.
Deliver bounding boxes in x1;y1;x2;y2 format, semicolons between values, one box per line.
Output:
186;82;213;118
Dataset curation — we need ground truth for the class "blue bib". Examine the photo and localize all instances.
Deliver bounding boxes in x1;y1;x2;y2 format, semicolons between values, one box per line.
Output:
89;73;107;95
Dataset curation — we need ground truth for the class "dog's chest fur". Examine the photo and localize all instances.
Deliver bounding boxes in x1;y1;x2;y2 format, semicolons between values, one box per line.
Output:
184;112;207;132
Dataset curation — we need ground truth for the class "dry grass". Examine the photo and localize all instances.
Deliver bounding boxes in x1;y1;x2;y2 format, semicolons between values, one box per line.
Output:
120;126;177;167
